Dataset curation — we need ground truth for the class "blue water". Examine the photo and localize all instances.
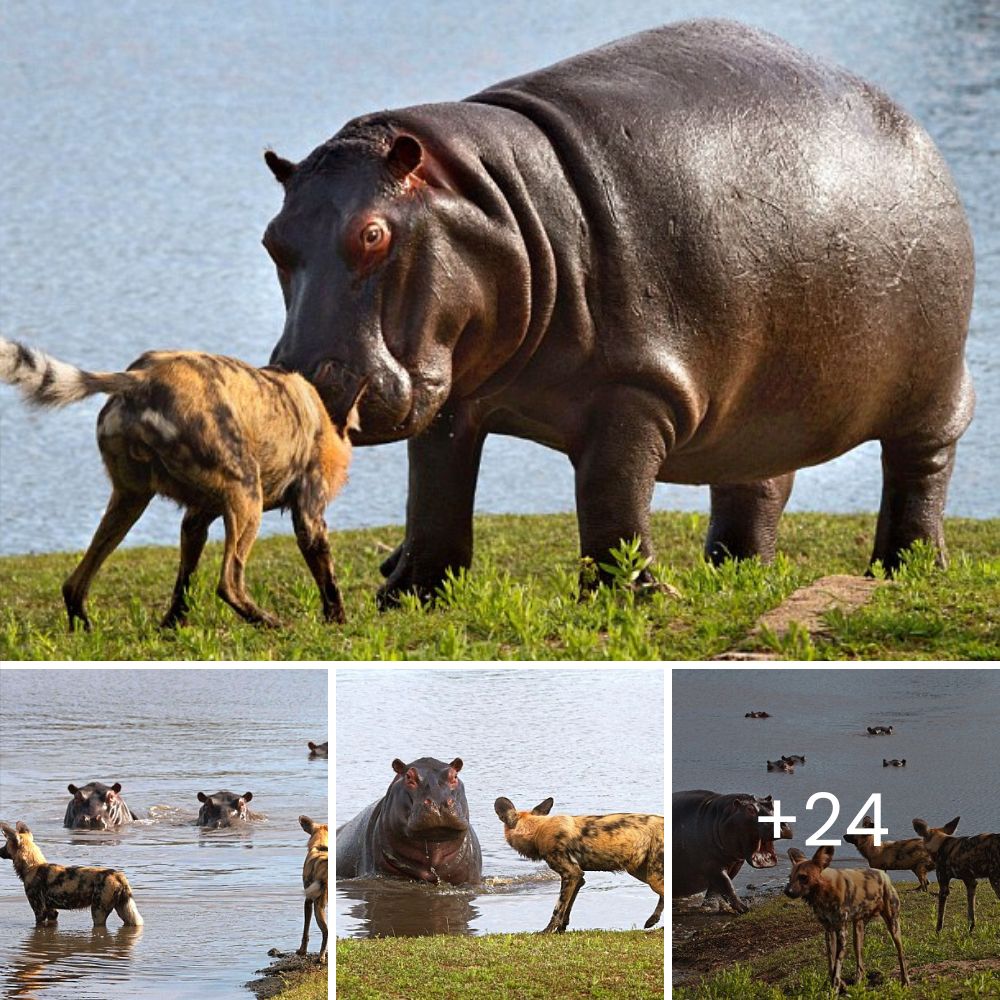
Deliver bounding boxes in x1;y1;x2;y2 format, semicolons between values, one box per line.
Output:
1;0;997;556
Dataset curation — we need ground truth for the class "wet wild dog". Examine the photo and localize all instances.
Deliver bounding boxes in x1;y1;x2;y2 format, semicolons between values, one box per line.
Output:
843;815;935;891
0;821;143;928
494;796;664;933
913;816;1000;932
0;337;362;630
297;816;328;963
785;846;908;990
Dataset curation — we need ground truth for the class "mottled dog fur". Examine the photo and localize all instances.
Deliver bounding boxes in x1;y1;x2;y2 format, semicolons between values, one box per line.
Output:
0;337;359;630
843;815;935;891
785;846;908;990
913;816;1000;932
494;796;663;933
297;816;328;963
1;821;143;927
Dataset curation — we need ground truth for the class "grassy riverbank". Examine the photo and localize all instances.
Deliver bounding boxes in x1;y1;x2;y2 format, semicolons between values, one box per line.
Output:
0;512;996;659
673;884;1000;998
337;928;664;999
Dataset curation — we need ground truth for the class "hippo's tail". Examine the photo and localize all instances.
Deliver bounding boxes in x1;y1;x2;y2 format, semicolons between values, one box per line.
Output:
0;337;140;408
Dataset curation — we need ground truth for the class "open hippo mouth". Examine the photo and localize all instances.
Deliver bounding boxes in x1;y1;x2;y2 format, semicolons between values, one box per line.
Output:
750;835;778;868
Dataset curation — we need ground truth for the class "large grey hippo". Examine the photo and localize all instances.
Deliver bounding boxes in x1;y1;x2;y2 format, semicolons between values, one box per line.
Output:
337;757;482;885
673;789;793;913
264;19;974;603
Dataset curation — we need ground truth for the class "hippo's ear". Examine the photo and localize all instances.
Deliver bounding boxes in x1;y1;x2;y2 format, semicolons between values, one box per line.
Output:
265;149;296;184
391;759;407;776
386;134;423;181
111;782;122;793
308;742;317;751
943;816;960;834
449;758;463;773
243;792;253;803
494;797;518;828
787;847;806;864
197;792;209;803
68;784;81;797
531;797;554;816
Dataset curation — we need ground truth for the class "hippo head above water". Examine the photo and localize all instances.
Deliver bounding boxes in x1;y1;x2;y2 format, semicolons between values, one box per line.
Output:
196;790;254;828
737;794;793;869
386;757;472;839
64;781;135;830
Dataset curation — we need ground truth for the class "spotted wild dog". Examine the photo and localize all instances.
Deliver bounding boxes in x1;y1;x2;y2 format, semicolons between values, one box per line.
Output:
913;815;1000;932
494;796;663;933
843;815;935;891
0;337;363;629
0;821;143;928
784;846;908;990
297;815;328;963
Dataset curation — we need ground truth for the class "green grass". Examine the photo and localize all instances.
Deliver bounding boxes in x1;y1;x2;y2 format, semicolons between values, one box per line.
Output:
270;968;328;999
674;884;1000;999
336;929;664;1000
0;512;996;659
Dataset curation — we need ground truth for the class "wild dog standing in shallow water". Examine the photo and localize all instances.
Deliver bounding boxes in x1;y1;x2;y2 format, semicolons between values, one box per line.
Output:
913;816;1000;932
784;845;908;990
297;816;328;963
0;337;361;629
0;821;143;927
843;815;935;891
494;796;664;933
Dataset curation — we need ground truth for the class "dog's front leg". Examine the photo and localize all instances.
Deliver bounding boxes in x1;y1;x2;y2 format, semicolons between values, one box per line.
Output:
543;855;585;933
829;927;848;990
936;875;951;932
852;918;866;983
963;877;978;932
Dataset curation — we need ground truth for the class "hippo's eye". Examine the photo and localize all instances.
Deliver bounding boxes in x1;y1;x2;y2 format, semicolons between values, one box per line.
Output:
360;222;388;251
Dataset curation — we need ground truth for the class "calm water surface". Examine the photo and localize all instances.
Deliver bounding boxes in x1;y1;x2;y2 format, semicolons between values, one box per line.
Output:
673;669;1000;905
0;0;997;556
336;668;664;937
0;668;328;999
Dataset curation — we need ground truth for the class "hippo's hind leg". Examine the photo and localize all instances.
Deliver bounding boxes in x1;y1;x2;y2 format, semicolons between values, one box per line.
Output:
871;436;956;575
705;473;795;564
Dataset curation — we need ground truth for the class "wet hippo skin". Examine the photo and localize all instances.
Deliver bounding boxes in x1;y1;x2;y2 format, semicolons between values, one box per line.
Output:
336;757;482;885
265;19;974;603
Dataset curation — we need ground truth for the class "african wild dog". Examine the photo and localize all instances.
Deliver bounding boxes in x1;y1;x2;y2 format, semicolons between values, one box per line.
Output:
913;815;1000;932
0;337;362;630
843;815;935;891
297;816;328;963
1;821;143;927
494;796;663;933
784;846;908;990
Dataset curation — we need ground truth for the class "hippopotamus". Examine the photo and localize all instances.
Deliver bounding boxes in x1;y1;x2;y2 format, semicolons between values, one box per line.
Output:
196;790;255;828
745;711;771;719
781;755;806;766
64;782;138;830
336;757;482;885
868;725;894;735
263;18;974;604
308;741;328;758
673;789;793;913
766;759;795;773
883;758;907;767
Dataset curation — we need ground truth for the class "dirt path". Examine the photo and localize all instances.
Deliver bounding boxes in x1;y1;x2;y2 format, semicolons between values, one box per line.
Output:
714;574;888;660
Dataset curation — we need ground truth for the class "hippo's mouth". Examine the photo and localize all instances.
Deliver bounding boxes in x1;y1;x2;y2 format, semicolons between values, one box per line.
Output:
381;850;440;884
749;837;778;868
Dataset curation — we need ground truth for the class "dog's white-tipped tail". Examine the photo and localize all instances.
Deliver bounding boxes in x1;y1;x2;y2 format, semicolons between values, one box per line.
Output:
120;897;144;926
0;336;134;407
304;879;324;901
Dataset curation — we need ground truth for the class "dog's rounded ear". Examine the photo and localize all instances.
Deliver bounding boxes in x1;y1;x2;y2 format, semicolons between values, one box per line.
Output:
787;847;806;864
197;792;209;803
494;797;519;828
1;822;16;838
16;821;31;834
813;845;835;868
531;797;554;816
912;818;928;836
299;815;314;834
944;816;960;834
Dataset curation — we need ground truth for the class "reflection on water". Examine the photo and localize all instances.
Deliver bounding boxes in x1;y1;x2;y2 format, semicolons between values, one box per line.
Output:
336;669;664;938
0;669;327;999
0;0;997;558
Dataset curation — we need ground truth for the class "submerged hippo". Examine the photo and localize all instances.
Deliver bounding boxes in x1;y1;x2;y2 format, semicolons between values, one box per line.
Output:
308;741;328;758
673;789;793;914
336;757;482;885
64;782;138;830
196;790;255;828
264;18;974;603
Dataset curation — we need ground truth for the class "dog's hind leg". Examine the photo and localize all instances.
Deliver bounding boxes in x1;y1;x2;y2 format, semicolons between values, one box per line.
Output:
63;487;153;630
883;907;909;986
161;508;215;628
645;869;664;928
852;919;866;983
315;896;328;963
297;898;312;956
963;877;978;932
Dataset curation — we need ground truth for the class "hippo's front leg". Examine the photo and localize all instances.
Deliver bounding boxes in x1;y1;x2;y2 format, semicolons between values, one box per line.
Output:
571;387;671;590
378;404;485;609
